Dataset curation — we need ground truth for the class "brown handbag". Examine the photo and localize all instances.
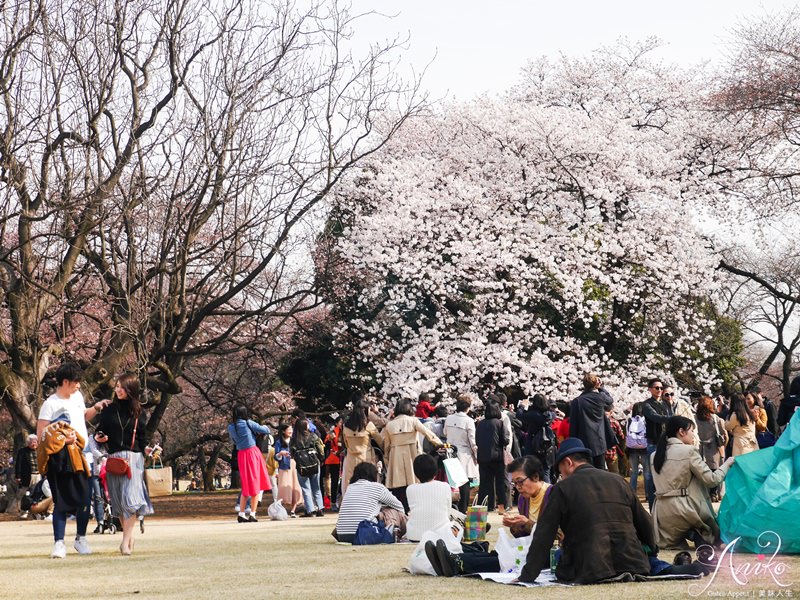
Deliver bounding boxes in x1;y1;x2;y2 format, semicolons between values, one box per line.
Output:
105;414;137;479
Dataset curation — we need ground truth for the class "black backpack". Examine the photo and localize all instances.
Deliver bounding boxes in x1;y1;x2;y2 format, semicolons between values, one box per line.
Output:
530;425;556;466
293;436;322;477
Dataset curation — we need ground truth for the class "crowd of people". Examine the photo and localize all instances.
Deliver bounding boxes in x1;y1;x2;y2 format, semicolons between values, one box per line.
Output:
9;359;800;584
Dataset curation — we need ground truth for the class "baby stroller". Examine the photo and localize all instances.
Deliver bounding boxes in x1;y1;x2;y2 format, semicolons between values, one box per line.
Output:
98;483;121;534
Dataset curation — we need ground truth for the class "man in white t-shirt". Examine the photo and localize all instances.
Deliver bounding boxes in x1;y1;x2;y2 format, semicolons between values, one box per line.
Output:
36;362;110;559
406;453;453;542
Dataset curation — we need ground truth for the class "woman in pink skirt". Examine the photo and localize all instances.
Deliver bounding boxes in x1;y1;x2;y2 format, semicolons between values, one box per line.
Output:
228;405;272;522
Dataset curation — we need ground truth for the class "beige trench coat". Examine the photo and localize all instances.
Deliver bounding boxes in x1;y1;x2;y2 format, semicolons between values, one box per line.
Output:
383;415;442;489
341;421;383;495
651;439;730;548
724;412;759;456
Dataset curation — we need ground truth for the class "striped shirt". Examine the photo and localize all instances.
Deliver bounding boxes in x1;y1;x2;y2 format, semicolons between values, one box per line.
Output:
335;480;404;537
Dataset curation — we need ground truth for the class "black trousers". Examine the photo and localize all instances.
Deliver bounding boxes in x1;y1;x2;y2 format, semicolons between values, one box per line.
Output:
457;542;500;574
456;480;472;514
478;460;507;510
326;463;340;506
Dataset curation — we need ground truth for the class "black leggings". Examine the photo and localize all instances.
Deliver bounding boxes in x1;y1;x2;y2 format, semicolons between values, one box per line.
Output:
478;461;507;510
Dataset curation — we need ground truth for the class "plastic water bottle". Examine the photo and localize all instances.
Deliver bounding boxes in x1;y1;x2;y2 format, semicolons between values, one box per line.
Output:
549;540;560;573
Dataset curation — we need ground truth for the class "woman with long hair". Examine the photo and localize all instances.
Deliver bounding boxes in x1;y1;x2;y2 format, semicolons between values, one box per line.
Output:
651;416;734;548
695;395;728;501
340;396;383;496
290;417;326;517
274;423;302;517
227;405;272;522
725;393;759;456
95;373;154;555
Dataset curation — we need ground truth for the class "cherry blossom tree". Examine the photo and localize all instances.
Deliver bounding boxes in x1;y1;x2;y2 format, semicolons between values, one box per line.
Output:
330;42;731;407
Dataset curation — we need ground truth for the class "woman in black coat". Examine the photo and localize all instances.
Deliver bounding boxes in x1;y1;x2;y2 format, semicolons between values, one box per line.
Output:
475;401;509;513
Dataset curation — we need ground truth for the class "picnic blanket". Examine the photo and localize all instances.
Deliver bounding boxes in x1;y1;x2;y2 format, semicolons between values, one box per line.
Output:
464;570;699;587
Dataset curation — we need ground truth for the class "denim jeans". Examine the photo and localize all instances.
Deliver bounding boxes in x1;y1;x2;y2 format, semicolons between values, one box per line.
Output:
628;449;651;495
644;443;657;509
89;476;104;525
297;468;324;513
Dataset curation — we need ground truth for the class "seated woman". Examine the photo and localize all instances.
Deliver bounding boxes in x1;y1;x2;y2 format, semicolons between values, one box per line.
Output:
502;455;552;536
652;416;734;549
406;454;453;542
332;462;406;543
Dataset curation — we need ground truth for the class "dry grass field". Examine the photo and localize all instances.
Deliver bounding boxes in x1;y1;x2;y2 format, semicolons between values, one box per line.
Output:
1;506;798;600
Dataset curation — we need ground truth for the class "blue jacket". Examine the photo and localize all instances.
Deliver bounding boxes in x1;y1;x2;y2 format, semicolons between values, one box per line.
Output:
228;419;270;451
274;437;292;470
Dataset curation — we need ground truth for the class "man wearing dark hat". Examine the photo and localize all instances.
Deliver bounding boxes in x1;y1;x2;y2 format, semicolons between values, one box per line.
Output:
517;437;655;584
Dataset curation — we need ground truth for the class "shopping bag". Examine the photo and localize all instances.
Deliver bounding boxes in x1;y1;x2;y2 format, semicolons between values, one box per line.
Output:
353;519;394;545
408;522;464;576
495;527;534;575
144;458;173;497
442;457;468;488
463;496;488;542
267;498;289;521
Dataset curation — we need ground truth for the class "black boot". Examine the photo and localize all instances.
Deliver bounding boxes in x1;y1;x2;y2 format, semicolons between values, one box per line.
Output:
435;539;461;577
425;541;444;576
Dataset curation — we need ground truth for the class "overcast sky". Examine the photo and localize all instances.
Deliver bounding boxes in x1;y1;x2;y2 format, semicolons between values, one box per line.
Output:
350;0;799;100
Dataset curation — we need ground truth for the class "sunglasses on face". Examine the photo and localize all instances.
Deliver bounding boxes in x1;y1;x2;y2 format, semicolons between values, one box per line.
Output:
663;393;674;397
651;386;663;391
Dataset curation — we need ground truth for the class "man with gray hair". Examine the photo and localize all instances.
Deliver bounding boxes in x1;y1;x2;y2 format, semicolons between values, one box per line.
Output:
15;434;41;518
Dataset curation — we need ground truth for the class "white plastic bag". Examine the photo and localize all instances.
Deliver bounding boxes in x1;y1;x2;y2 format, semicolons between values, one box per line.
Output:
267;498;289;521
442;457;469;488
408;521;464;576
495;527;534;575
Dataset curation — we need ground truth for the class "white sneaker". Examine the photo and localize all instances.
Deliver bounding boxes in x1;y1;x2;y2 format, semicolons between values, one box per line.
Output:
44;514;53;521
73;536;91;555
51;540;67;559
234;504;240;512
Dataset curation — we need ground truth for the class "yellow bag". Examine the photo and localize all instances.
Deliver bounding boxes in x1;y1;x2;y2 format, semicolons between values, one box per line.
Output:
145;459;173;497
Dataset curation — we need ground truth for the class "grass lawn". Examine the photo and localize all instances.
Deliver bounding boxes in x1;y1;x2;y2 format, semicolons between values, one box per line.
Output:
1;512;798;600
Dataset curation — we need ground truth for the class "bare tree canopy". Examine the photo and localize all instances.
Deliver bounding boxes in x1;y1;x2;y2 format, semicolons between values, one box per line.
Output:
0;0;425;442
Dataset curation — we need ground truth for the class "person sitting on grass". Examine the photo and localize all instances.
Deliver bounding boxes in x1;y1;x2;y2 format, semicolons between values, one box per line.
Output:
332;462;406;543
651;416;734;549
428;440;707;581
423;455;552;576
405;454;453;542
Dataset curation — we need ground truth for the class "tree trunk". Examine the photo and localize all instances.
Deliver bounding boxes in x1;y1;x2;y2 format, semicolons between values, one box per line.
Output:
201;444;222;492
0;366;39;434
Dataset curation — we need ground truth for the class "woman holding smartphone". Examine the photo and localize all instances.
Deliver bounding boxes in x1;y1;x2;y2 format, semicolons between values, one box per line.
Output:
95;373;153;555
274;423;302;517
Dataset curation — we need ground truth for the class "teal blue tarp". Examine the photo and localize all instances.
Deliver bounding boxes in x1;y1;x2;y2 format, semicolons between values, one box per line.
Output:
717;410;800;554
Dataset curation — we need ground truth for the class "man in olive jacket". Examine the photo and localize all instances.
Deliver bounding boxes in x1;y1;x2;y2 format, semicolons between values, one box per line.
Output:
518;438;654;584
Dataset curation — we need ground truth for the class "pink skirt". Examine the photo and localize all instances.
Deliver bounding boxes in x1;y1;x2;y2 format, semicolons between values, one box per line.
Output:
238;445;271;497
